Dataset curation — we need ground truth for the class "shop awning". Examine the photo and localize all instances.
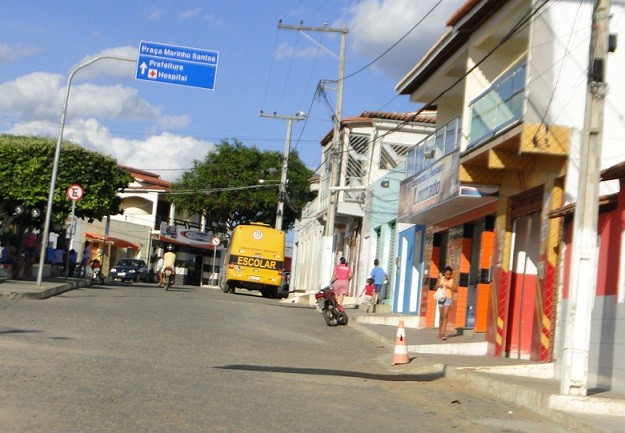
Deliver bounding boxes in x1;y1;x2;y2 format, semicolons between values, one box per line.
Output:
158;234;217;250
399;184;499;228
85;233;140;250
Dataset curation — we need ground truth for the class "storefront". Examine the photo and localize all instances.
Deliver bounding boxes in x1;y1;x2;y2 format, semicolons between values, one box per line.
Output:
155;223;224;286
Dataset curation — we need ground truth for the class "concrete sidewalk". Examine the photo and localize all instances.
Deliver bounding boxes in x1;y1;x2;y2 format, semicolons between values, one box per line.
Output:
348;309;625;433
0;276;91;299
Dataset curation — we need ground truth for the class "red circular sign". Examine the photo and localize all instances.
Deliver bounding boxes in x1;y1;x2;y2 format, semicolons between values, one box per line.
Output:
66;184;84;201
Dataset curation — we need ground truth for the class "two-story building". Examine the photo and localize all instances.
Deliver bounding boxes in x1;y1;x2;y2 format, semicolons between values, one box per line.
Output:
293;111;435;298
395;0;624;377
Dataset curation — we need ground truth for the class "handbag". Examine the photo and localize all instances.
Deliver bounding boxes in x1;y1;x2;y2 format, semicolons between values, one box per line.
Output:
434;286;446;301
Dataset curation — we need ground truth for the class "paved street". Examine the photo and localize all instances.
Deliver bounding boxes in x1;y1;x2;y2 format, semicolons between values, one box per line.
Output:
1;283;572;433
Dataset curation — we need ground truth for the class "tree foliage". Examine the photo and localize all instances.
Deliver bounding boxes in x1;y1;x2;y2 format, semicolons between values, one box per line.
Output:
169;138;315;231
0;134;133;230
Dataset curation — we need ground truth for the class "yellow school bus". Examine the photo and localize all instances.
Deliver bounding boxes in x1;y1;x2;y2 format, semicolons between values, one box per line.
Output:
221;222;287;298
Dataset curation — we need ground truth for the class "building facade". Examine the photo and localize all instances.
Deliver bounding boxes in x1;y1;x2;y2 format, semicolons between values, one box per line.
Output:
395;0;625;376
74;166;224;285
293;111;435;295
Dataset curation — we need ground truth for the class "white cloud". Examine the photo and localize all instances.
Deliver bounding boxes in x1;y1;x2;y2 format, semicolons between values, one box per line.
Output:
0;72;65;120
0;64;197;179
0;71;187;128
68;83;159;120
180;8;202;21
72;46;139;80
343;0;465;78
147;8;162;20
275;42;330;60
0;42;39;64
6;118;212;182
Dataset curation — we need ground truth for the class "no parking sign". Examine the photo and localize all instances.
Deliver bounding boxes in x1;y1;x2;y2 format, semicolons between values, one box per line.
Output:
66;184;83;201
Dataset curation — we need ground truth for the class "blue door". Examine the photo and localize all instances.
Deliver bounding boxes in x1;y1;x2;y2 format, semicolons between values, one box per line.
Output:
393;225;425;313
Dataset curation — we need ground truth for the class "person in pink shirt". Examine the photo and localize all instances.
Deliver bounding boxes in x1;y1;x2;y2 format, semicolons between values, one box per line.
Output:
331;256;352;305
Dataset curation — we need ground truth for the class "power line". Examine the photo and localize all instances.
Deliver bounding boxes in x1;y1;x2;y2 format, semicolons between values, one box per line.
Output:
339;0;445;82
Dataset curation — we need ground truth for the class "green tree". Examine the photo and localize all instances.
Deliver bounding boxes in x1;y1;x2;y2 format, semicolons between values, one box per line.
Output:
170;138;315;231
0;134;133;231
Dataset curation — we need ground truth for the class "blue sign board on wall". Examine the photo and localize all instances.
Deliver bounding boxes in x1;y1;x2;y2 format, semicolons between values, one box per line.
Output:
136;41;219;90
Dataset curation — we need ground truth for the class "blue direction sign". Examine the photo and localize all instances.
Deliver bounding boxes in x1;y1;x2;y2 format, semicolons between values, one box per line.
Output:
136;41;219;90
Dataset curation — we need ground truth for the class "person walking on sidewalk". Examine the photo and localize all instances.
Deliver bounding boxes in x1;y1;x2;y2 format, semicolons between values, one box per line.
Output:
21;226;38;277
360;277;375;304
79;241;91;277
370;259;387;304
436;265;457;340
331;256;352;306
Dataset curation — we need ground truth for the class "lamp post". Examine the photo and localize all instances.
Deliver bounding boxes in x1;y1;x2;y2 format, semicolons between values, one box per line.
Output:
36;55;135;287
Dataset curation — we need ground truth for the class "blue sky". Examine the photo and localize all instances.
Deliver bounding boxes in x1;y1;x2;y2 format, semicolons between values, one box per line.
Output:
0;0;464;181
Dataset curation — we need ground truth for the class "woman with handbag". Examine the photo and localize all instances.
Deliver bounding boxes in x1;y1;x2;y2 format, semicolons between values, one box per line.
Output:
436;266;457;340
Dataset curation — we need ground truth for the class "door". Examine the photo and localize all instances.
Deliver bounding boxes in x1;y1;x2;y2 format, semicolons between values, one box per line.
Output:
505;213;541;359
393;225;425;314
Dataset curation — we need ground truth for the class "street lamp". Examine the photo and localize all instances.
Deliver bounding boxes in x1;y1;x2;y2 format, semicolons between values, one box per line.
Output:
36;55;135;287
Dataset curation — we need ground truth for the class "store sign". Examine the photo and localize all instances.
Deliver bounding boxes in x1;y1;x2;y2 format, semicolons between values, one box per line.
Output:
159;223;219;249
399;151;461;218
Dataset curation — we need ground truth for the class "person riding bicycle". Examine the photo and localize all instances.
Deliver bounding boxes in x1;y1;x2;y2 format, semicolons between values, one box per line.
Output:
159;245;176;286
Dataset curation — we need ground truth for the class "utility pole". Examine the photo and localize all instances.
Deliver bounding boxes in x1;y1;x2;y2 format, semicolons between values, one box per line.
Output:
278;22;348;285
561;0;612;396
259;111;306;231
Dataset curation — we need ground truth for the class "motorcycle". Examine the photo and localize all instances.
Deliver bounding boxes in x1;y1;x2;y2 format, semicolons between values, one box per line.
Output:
162;266;174;291
314;286;348;326
90;260;105;285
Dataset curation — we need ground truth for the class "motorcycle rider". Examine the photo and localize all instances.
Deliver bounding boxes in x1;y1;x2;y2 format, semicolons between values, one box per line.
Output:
90;256;103;283
160;244;176;286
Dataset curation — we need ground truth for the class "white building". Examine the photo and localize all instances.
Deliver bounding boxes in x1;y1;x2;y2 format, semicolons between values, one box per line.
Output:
293;111;435;296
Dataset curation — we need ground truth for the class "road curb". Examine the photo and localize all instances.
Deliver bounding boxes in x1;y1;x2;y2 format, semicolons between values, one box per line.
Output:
0;279;92;300
445;368;614;433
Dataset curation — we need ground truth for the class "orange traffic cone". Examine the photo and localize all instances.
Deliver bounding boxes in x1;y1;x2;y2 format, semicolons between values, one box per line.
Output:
391;320;410;365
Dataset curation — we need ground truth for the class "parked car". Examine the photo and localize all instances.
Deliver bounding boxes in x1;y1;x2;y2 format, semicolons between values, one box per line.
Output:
109;259;148;282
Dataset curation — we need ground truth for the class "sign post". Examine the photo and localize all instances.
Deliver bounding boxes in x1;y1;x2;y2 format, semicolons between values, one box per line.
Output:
64;184;83;277
135;41;219;90
211;236;220;286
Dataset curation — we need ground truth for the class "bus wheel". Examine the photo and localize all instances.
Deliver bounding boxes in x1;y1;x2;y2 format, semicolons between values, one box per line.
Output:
222;283;233;294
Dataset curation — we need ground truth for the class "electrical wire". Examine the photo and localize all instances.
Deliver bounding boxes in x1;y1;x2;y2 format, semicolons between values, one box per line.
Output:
309;0;553;188
276;30;302;111
355;0;551;150
261;26;281;111
339;0;445;82
160;183;280;195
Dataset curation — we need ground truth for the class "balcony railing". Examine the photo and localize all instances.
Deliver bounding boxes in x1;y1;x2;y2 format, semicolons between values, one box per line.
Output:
405;116;462;178
468;62;526;148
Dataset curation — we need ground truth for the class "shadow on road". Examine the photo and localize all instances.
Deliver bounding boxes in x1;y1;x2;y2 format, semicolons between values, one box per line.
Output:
0;327;42;335
214;364;444;382
164;287;196;292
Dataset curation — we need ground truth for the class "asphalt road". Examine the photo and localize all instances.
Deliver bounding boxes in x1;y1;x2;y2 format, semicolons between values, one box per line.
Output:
0;283;571;433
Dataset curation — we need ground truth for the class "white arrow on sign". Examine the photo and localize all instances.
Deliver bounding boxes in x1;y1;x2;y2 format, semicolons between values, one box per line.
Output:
139;62;147;75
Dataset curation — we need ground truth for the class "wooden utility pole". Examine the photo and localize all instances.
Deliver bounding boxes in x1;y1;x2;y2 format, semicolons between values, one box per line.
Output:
561;0;612;396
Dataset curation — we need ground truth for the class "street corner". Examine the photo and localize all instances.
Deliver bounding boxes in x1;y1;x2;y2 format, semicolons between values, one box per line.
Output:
0;277;91;300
